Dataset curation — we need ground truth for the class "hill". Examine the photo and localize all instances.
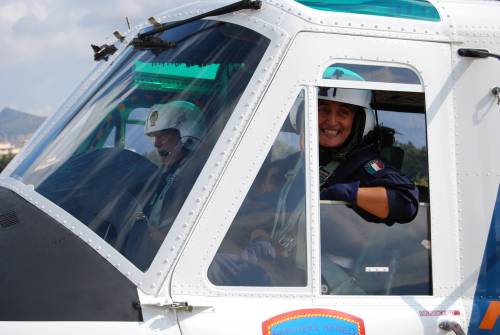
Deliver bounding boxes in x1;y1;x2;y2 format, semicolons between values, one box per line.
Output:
0;108;46;146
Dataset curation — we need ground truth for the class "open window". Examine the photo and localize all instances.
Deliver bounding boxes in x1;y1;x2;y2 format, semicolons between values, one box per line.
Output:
318;63;431;295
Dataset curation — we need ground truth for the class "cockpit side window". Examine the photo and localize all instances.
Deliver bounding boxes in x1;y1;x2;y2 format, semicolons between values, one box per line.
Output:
11;20;270;272
208;90;308;287
318;64;431;295
323;63;421;84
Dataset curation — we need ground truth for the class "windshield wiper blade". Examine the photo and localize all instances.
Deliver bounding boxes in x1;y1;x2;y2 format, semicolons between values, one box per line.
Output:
131;36;176;51
137;0;262;39
131;22;223;52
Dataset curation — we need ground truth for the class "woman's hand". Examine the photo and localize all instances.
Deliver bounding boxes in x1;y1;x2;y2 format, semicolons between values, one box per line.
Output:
321;182;389;219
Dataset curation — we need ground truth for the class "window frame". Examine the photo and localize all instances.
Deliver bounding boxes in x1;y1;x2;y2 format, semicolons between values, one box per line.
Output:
205;88;312;289
309;64;433;297
169;32;456;303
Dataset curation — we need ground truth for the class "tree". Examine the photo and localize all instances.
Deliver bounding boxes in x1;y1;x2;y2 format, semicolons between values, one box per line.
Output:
0;154;15;173
397;142;429;187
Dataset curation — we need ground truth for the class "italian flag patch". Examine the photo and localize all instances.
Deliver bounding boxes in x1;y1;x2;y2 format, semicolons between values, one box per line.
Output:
365;160;385;174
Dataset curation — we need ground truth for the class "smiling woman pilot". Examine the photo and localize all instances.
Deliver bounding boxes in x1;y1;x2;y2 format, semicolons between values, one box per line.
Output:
318;87;419;225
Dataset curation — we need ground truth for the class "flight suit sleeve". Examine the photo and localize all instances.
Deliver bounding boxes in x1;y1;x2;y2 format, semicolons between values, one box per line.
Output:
359;160;419;225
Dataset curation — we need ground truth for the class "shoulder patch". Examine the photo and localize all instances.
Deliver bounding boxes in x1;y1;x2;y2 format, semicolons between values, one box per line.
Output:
364;159;385;175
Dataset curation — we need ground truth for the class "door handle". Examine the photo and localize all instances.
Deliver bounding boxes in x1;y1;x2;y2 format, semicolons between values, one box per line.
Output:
439;320;465;335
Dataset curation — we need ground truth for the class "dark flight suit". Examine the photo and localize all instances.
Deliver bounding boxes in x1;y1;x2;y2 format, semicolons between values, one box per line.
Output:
320;144;419;225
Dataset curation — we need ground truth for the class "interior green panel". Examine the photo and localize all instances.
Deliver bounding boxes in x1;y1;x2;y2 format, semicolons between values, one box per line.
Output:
134;61;220;80
133;62;221;94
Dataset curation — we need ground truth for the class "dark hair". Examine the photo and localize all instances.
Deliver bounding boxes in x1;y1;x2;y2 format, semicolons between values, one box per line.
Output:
363;125;395;148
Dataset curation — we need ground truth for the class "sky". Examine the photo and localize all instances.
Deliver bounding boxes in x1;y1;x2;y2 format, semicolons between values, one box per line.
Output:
0;0;184;117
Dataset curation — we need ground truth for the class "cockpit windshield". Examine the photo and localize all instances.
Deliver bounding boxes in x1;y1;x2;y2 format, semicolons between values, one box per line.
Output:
11;20;270;271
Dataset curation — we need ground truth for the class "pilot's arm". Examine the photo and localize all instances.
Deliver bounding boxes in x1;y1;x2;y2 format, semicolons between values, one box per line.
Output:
321;161;419;224
356;186;389;219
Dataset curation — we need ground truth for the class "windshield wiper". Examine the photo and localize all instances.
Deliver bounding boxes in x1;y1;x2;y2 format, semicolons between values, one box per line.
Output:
132;22;223;52
131;36;176;52
132;0;261;50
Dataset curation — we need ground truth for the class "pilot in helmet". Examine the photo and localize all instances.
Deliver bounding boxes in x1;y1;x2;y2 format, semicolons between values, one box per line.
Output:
143;100;206;229
144;100;206;169
318;87;419;225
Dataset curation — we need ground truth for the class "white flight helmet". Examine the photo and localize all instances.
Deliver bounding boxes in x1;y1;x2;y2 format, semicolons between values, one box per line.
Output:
144;100;206;150
318;87;376;137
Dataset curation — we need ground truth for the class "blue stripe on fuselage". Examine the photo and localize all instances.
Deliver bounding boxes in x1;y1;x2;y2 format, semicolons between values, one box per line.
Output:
469;187;500;334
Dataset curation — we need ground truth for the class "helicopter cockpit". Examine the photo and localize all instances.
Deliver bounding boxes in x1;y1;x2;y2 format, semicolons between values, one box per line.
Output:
2;0;500;331
5;4;434;298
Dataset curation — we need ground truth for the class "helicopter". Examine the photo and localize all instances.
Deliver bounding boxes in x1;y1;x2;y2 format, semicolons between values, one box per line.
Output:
0;0;499;334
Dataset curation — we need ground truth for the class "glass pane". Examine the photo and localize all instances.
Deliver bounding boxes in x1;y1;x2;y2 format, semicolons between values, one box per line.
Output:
208;91;307;286
102;128;117;149
295;0;440;22
318;85;430;295
124;108;153;155
321;203;431;295
12;20;270;271
323;64;421;85
378;110;429;202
